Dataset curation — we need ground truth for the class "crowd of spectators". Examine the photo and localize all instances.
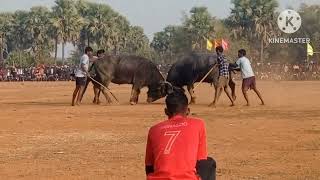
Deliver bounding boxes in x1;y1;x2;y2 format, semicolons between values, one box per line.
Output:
0;65;76;82
158;61;320;81
252;62;320;81
1;61;319;82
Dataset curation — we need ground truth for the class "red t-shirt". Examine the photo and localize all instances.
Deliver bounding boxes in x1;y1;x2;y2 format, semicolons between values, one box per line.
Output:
145;115;208;180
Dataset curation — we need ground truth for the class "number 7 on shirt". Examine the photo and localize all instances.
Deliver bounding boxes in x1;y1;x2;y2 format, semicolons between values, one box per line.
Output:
164;131;181;154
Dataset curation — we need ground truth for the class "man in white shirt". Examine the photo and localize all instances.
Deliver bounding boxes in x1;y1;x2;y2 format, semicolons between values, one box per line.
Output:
235;49;265;106
72;47;94;106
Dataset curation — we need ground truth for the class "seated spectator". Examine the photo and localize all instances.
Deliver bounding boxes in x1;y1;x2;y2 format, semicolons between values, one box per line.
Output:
145;90;216;180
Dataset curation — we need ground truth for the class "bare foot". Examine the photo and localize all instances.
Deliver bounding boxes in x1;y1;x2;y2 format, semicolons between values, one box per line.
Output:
75;102;80;106
130;101;137;105
208;103;216;108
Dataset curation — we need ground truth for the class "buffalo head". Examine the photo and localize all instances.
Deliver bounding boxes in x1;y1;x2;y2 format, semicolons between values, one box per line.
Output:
146;82;174;103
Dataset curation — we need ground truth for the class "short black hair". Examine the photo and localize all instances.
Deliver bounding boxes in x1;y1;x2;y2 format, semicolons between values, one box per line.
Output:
165;91;188;115
97;49;105;56
215;46;224;53
238;49;246;56
85;47;93;54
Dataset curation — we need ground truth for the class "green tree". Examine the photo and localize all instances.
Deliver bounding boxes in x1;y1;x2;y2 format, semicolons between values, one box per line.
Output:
183;7;215;51
7;11;33;67
26;6;53;64
52;0;84;64
226;0;278;62
0;13;13;64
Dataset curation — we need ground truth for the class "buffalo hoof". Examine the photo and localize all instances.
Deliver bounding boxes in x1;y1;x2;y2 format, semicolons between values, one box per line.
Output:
93;99;101;105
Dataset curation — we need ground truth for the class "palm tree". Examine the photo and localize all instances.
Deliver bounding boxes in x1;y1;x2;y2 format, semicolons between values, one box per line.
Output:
0;13;13;64
184;7;215;51
49;11;63;63
226;0;278;62
52;0;84;64
26;6;53;64
8;11;32;67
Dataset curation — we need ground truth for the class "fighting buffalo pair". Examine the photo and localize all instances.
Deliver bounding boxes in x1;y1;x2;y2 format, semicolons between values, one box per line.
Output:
82;52;236;105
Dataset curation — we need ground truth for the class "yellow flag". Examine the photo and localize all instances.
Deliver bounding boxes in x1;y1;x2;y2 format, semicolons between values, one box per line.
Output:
206;39;213;51
307;43;314;56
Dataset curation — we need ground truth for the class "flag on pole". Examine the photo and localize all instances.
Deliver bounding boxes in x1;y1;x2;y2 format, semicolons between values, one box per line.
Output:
307;43;314;56
206;39;213;51
214;39;220;49
221;39;229;50
213;39;229;50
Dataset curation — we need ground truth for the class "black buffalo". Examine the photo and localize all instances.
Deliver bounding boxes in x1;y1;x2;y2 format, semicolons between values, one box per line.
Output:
166;53;236;104
86;55;170;105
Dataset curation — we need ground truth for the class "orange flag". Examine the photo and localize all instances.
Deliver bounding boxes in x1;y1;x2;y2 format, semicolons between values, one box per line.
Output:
214;39;220;48
213;39;229;51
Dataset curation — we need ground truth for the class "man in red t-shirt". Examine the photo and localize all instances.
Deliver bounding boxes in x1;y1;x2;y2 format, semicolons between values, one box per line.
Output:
145;90;216;180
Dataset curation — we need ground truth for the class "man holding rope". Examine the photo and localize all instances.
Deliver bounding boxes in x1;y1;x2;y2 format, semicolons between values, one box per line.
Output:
209;46;235;108
80;49;105;104
71;47;96;106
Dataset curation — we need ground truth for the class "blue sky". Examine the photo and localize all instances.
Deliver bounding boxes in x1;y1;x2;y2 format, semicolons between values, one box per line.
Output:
1;0;319;57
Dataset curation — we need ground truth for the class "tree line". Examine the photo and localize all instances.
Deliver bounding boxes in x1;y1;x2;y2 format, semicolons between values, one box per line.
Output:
0;0;319;67
152;0;320;64
0;0;151;67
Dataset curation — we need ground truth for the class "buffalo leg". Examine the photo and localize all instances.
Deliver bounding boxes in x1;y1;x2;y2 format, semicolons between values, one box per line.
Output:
135;89;141;103
97;89;101;104
101;87;112;104
130;89;137;105
130;87;140;105
187;84;196;104
93;85;101;104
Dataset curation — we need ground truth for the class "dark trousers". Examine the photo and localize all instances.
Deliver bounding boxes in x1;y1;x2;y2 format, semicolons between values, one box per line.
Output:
196;157;216;180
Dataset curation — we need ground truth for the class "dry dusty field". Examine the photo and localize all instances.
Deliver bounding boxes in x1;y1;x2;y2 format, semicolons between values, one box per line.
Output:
0;81;319;180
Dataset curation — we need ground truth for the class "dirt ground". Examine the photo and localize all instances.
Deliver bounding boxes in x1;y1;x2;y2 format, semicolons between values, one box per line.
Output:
0;81;319;180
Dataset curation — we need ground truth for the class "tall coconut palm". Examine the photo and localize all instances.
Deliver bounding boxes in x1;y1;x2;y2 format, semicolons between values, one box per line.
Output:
26;6;53;64
49;12;63;63
184;7;215;51
226;0;278;62
8;11;32;67
0;13;13;64
52;0;84;64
